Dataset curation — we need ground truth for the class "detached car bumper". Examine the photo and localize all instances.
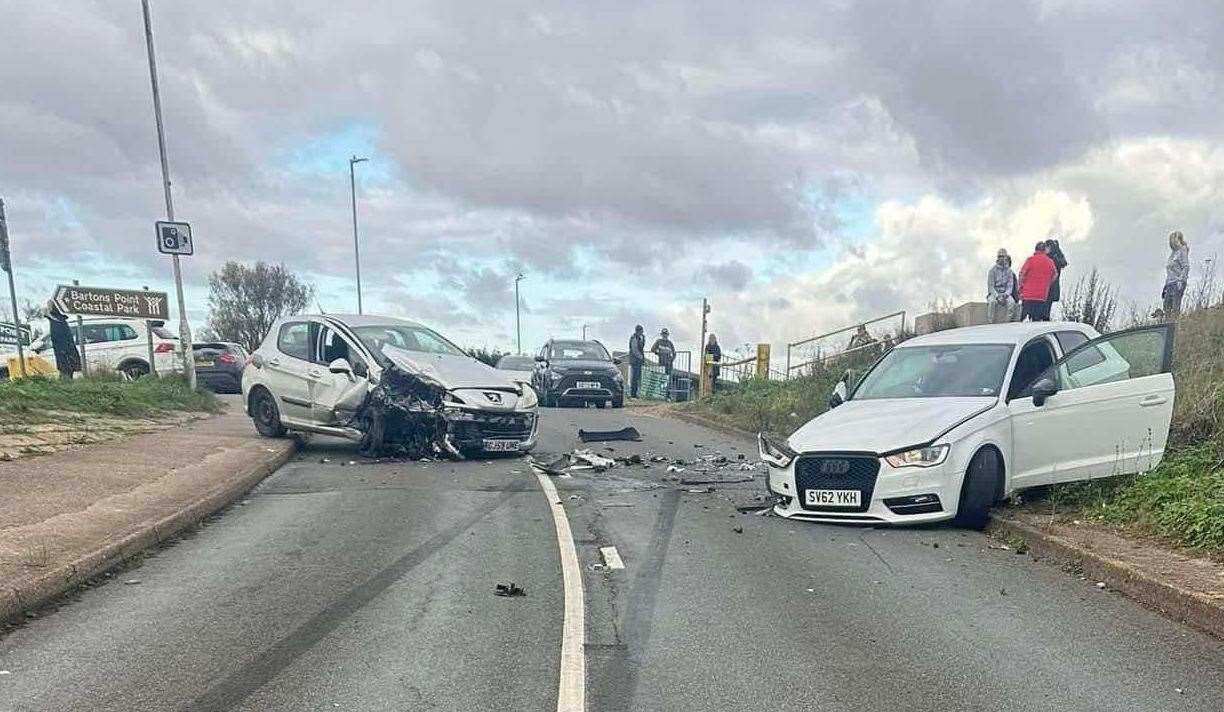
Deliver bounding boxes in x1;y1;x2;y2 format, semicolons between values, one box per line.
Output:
766;452;962;524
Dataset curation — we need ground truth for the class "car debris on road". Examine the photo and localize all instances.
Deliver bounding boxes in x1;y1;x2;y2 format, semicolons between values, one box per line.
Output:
494;582;526;597
578;426;642;442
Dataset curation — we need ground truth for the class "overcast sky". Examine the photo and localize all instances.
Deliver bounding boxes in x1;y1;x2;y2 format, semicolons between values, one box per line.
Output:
4;1;1224;362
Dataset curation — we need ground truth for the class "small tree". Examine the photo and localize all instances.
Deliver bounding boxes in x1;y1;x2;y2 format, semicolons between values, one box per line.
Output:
1062;267;1118;333
468;346;507;367
207;261;314;352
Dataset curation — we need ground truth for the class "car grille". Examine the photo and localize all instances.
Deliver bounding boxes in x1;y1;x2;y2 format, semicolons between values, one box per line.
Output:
794;455;880;513
451;413;536;441
557;373;617;394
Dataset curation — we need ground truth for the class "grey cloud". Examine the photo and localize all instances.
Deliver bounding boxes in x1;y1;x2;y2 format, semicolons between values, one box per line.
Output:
697;260;753;291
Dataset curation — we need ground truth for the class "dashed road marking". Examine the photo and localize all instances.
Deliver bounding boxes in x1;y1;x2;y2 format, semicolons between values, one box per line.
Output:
534;472;586;712
599;545;625;570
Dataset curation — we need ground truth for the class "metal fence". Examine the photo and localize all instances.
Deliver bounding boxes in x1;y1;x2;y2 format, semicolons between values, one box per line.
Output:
784;310;906;379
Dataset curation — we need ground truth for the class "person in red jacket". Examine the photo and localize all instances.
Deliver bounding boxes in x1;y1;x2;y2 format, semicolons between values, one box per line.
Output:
1017;242;1057;321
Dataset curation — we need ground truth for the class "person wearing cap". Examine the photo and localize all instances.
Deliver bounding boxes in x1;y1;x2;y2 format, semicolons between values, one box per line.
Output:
650;328;677;399
1163;231;1190;318
628;325;646;398
987;249;1018;323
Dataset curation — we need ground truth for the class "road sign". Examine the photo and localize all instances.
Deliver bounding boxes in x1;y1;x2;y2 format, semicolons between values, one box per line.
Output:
155;220;193;256
53;285;170;320
0;322;30;346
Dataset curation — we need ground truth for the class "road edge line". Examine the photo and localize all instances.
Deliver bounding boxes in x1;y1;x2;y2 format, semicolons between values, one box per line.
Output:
2;438;298;626
534;471;586;712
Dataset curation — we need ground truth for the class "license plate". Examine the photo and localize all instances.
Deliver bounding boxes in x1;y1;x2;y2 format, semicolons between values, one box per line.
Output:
576;381;601;389
805;489;861;507
194;359;214;367
483;439;521;452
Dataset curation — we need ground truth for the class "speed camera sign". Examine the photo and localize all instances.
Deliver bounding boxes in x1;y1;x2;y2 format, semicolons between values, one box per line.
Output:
155;220;194;256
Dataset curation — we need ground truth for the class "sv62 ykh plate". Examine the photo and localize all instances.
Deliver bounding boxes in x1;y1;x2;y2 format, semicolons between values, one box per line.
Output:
483;439;521;452
804;489;861;507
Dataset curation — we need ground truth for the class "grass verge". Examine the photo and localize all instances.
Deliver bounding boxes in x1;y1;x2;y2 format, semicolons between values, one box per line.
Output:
0;375;221;422
678;371;841;434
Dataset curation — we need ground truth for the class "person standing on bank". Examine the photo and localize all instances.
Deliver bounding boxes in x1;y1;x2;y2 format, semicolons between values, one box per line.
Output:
1044;238;1068;320
1018;242;1057;322
628;325;646;399
987;248;1018;323
47;302;81;381
1163;231;1190;319
704;333;722;393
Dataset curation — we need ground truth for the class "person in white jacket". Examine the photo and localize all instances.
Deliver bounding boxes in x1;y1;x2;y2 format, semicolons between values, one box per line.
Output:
1162;231;1190;318
986;249;1018;323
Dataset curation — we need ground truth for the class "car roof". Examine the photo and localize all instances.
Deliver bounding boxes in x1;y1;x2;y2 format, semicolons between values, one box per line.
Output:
304;313;427;329
900;321;1097;347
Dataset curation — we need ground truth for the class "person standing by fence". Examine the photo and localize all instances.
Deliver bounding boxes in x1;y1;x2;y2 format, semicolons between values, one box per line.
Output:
987;248;1018;323
704;334;721;393
1018;242;1057;321
1044;238;1068;320
628;324;646;399
1163;231;1190;319
650;328;676;399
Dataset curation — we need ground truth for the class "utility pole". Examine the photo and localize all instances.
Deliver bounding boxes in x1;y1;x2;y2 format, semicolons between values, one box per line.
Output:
581;324;589;340
699;298;709;397
349;155;369;314
142;0;195;389
0;198;26;376
514;273;525;354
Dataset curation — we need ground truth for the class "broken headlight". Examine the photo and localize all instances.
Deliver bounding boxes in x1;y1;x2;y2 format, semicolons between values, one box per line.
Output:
517;384;538;409
758;432;796;469
884;444;950;468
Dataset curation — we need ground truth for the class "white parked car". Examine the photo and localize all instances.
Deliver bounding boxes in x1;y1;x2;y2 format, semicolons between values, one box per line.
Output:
241;314;539;457
29;317;182;378
760;321;1175;528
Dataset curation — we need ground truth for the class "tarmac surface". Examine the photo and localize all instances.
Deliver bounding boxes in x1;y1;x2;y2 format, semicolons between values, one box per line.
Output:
2;405;1224;711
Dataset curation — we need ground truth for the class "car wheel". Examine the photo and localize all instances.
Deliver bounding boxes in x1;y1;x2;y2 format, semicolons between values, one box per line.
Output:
357;409;386;458
120;361;150;380
611;396;624;408
953;449;1001;530
595;400;606;409
250;388;288;438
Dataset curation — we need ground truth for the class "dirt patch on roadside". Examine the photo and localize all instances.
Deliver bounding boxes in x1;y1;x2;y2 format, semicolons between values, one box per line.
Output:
0;411;204;461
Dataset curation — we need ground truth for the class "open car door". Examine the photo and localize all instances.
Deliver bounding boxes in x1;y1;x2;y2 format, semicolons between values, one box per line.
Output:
1008;323;1175;487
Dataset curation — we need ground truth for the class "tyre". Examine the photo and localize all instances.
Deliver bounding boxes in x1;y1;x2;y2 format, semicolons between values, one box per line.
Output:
357;409;385;458
541;391;555;408
611;396;624;408
953;449;1001;530
250;388;288;438
119;361;150;380
596;400;607;409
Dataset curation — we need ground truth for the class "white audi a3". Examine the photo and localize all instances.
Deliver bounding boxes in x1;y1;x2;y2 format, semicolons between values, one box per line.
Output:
760;321;1176;528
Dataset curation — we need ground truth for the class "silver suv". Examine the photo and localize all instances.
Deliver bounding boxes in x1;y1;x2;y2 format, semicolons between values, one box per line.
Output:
241;314;539;458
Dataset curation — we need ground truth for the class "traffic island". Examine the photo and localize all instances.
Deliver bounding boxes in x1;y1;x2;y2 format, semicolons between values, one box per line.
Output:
0;397;297;626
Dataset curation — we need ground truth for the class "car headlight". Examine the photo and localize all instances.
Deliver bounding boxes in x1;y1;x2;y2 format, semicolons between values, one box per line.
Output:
549;368;566;381
758;432;796;469
884;444;950;468
517;383;538;408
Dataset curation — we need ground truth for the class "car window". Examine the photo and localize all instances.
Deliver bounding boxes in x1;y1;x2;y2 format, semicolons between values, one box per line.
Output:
81;324;135;344
316;327;368;375
549;341;611;361
1055;331;1089;355
853;344;1014;399
1008;338;1056;400
277;321;312;361
350;324;466;358
1054;327;1170;390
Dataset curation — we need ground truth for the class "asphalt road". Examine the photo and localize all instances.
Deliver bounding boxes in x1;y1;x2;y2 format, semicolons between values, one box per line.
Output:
3;405;1224;711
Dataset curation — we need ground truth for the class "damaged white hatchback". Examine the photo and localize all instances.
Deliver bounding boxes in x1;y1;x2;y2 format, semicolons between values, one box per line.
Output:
242;314;539;458
760;321;1176;529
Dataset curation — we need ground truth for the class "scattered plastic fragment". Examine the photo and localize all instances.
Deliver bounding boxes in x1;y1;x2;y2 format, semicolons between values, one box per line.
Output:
495;582;526;597
578;426;642;443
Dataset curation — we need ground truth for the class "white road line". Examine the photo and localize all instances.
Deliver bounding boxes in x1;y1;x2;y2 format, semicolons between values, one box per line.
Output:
599;545;625;570
534;472;586;712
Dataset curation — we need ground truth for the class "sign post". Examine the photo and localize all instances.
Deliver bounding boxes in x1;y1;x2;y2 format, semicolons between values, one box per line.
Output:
0;198;26;376
144;286;157;377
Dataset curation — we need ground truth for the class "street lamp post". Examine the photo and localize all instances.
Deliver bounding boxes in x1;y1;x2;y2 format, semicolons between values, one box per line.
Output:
515;273;525;354
142;0;195;389
349;155;369;315
581;324;589;340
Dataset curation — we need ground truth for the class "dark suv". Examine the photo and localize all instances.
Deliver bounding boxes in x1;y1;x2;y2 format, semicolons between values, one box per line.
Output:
532;339;624;408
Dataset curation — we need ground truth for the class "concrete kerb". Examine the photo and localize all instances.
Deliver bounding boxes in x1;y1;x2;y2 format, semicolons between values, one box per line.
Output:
658;406;1224;639
988;515;1224;640
1;438;298;626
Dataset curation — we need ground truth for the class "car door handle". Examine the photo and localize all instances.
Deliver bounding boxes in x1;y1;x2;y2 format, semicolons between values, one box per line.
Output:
1140;395;1168;407
307;368;323;379
267;357;281;367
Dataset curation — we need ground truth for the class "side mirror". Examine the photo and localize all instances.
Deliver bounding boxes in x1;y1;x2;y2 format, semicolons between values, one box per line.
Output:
534;355;547;363
828;381;848;409
328;358;353;378
613;357;623;365
1030;376;1058;407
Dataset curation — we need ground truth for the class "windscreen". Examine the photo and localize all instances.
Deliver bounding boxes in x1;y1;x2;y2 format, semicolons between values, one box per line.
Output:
853;343;1014;399
351;324;466;359
549;341;611;361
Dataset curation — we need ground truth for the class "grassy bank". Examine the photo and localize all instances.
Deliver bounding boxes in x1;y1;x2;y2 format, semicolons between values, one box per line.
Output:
678;371;841;434
0;375;220;422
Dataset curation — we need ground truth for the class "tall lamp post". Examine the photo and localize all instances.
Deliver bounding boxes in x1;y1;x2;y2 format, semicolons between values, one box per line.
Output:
349;155;369;314
515;273;525;354
581;324;589;340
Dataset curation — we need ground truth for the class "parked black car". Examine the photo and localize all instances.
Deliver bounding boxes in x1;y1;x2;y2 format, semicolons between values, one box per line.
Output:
531;339;624;407
193;341;248;393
